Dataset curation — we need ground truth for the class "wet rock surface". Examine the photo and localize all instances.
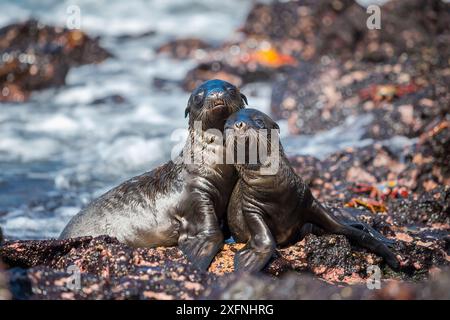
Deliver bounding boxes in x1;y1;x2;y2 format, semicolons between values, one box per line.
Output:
157;0;449;99
179;40;297;91
156;38;213;60
271;56;449;138
0;19;112;102
1;236;215;300
0;226;11;300
242;0;450;62
285;141;449;282
0;260;11;300
264;0;449;137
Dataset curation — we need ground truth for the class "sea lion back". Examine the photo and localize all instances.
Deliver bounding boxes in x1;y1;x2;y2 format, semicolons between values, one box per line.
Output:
59;161;184;246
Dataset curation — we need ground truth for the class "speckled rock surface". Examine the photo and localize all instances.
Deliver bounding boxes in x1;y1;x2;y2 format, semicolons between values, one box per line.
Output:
0;260;11;300
1;236;215;300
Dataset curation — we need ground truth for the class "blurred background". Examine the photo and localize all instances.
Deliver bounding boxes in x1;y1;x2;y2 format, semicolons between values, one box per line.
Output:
0;0;448;240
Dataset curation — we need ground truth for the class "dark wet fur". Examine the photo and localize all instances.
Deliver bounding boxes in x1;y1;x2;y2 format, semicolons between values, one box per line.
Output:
225;109;400;272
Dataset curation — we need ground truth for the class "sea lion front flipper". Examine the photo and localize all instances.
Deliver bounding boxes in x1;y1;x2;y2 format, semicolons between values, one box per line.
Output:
179;230;223;271
178;210;224;271
301;221;396;248
234;213;276;272
306;199;400;270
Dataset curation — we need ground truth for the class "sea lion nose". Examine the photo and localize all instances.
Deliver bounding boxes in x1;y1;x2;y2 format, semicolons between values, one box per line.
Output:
234;121;246;130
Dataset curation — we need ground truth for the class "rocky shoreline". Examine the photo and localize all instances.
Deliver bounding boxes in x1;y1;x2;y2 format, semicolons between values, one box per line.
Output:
0;0;449;299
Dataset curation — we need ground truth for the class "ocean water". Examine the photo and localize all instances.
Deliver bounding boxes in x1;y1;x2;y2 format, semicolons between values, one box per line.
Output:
0;0;406;239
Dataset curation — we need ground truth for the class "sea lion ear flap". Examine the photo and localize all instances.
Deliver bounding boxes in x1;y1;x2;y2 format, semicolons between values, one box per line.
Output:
273;122;280;133
240;93;248;105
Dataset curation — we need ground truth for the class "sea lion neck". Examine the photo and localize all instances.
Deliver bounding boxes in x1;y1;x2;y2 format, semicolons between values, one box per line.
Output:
177;126;226;167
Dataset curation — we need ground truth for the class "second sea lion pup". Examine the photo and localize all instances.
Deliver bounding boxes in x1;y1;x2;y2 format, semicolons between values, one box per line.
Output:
224;108;400;272
60;79;248;271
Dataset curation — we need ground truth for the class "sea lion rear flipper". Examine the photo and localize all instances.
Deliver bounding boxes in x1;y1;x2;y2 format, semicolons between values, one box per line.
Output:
344;221;396;247
305;199;400;270
234;213;276;273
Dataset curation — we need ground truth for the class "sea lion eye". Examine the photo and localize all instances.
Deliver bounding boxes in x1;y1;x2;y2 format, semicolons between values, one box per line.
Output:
193;91;204;105
255;119;265;128
227;87;237;96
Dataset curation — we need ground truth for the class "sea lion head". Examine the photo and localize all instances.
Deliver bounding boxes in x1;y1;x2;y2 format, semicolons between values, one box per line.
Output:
225;108;280;168
225;108;279;133
185;79;248;131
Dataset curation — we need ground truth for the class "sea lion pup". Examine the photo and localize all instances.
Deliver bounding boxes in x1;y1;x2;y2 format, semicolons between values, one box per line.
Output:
224;108;399;272
60;79;248;270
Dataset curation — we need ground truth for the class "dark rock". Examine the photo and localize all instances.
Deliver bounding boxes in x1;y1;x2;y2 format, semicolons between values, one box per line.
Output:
270;57;448;138
388;186;450;227
0;262;11;300
0;223;448;299
372;268;450;299
181;40;299;91
0;227;11;300
203;271;369;300
286;137;449;206
288;155;322;186
156;38;212;60
0;19;112;102
270;61;349;134
204;268;450;300
152;77;182;91
242;0;365;60
304;234;376;280
115;30;156;41
7;263;211;300
283;143;449;281
392;239;448;279
242;0;450;62
0;236;215;300
248;0;450;140
182;61;245;92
